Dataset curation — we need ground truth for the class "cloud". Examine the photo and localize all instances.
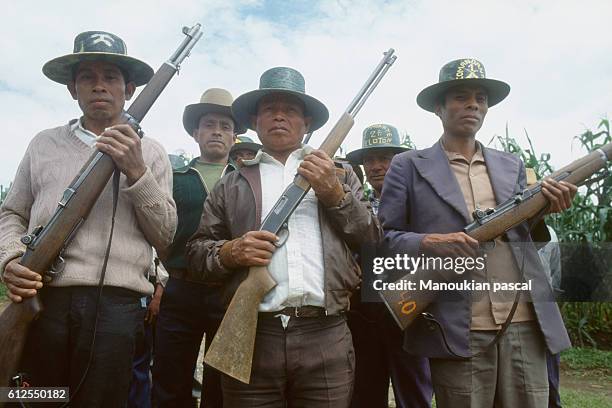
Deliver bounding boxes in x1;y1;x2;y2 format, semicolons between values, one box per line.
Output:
1;0;611;187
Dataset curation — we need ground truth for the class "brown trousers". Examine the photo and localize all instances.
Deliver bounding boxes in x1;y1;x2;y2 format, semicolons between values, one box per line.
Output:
222;315;355;408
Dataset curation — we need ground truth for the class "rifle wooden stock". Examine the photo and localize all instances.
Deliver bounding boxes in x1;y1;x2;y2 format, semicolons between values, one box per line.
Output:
203;113;355;384
204;49;396;384
381;142;612;330
0;24;202;389
0;154;115;387
203;266;276;383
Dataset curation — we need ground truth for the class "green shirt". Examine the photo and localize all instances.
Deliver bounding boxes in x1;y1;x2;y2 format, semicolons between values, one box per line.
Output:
192;161;226;192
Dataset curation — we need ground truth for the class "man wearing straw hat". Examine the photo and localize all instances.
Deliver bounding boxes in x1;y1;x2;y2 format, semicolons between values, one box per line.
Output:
186;67;381;407
230;135;262;167
0;31;176;405
154;88;244;408
378;58;577;407
347;124;433;408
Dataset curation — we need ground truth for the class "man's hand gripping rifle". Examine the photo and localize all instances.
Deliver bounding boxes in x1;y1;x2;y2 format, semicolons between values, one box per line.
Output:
0;24;202;390
380;142;612;331
204;49;397;384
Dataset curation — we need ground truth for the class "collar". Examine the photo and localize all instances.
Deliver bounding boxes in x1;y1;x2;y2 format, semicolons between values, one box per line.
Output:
173;156;236;175
242;144;311;167
440;138;485;163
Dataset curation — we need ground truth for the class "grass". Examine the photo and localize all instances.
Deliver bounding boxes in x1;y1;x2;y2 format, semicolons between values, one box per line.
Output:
0;282;6;300
561;347;612;380
560;388;611;407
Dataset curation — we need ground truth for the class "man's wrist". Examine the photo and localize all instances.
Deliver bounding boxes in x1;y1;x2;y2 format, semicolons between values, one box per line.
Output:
318;182;346;208
126;165;147;185
220;239;240;269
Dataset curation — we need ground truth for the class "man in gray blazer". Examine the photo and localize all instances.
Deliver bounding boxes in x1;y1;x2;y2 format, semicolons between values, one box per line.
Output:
378;58;577;408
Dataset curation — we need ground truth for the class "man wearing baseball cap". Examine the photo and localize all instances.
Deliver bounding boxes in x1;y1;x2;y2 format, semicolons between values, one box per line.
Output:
0;31;176;405
154;88;244;408
378;58;576;407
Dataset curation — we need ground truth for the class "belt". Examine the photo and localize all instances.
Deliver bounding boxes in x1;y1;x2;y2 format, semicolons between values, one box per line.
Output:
259;306;330;318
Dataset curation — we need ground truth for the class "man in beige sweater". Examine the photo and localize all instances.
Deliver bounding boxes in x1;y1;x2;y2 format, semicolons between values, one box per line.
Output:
0;31;176;406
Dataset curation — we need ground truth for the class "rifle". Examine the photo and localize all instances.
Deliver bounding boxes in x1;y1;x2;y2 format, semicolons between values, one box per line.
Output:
0;24;203;388
204;49;397;384
380;142;612;330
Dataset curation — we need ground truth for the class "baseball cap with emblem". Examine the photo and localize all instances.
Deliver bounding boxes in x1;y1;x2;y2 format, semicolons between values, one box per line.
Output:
43;31;153;86
232;66;329;132
183;88;246;136
416;58;510;112
346;124;409;165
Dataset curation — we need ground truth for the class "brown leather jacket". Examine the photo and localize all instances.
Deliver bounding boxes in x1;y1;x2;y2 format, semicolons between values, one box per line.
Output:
186;161;382;314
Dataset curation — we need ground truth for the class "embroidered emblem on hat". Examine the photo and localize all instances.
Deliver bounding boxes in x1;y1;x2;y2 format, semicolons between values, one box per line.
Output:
455;59;485;79
365;124;394;147
90;33;115;47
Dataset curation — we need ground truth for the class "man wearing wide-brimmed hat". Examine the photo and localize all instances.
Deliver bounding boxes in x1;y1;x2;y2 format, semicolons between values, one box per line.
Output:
346;124;433;408
230;135;262;167
186;67;381;406
154;88;244;408
378;58;577;407
0;31;176;405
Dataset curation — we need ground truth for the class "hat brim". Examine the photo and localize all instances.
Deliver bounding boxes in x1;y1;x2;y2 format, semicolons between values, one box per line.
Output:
346;146;409;165
416;78;510;112
182;103;247;136
42;52;154;87
232;89;329;132
230;142;262;154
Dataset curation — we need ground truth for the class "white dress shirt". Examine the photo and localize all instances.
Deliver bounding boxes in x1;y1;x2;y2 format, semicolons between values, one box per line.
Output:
71;117;97;147
253;148;326;312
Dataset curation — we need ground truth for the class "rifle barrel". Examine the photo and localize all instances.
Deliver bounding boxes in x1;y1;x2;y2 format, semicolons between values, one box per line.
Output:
346;48;396;116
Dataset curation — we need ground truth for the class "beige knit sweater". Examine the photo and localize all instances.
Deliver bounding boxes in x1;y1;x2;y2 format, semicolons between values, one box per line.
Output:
0;121;177;295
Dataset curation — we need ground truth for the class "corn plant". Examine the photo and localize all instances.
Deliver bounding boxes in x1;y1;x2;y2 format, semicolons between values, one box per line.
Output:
490;119;612;348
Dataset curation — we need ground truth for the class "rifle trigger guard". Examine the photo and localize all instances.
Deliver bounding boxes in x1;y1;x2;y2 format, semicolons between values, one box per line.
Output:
49;255;66;277
275;224;289;248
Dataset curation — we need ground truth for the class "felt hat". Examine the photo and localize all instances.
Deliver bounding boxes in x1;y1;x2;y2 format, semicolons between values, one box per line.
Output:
346;124;409;164
416;58;510;112
232;67;329;131
43;30;153;86
183;88;246;135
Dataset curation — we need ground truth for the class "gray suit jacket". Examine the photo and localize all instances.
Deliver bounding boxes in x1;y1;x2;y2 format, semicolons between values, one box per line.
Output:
378;141;570;359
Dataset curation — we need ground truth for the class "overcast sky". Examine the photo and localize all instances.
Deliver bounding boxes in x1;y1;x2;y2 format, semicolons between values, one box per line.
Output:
1;0;611;187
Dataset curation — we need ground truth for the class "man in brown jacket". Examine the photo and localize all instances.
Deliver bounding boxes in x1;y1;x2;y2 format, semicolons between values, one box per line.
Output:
186;67;381;407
